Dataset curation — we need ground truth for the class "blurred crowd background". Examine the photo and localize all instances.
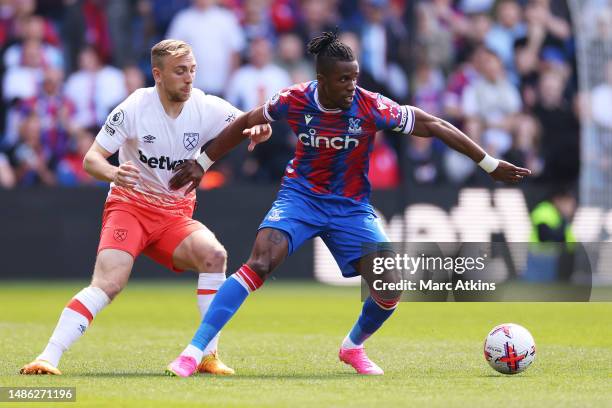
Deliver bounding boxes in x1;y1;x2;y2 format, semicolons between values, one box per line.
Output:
0;0;589;190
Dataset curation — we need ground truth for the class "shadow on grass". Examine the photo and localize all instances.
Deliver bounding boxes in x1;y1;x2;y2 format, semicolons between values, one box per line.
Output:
74;371;360;380
477;374;531;378
208;372;359;380
77;372;168;378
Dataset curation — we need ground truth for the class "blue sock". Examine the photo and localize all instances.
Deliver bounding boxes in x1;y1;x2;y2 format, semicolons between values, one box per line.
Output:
347;297;397;346
190;277;248;350
190;265;262;351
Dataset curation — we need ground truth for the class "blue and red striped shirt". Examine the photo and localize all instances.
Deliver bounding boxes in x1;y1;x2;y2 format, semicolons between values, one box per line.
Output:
264;81;415;203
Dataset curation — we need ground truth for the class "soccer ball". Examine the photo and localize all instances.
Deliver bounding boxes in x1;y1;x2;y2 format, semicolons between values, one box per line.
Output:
484;323;536;374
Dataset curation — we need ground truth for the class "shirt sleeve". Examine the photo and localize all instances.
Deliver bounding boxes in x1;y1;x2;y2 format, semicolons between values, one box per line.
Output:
373;94;415;135
263;88;292;122
202;95;244;141
95;97;133;154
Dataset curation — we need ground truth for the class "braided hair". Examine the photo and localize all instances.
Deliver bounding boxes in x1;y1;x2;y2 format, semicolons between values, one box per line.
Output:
307;31;355;74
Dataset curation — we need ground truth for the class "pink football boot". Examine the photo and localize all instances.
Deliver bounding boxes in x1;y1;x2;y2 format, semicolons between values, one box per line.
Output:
339;347;384;375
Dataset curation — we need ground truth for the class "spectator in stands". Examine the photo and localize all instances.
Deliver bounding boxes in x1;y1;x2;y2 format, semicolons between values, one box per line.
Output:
60;0;112;72
513;35;542;109
20;67;76;165
11;0;36;21
0;0;584;189
294;0;337;46
504;113;542;176
123;64;145;95
463;12;493;48
584;8;612;86
275;32;315;83
3;15;63;70
226;37;293;182
352;0;410;101
415;0;460;71
149;0;191;38
533;68;579;183
0;152;16;188
56;127;96;186
242;0;275;42
425;0;471;41
527;186;577;282
524;0;572;57
3;39;47;102
13;112;56;186
0;0;39;49
0;1;17;49
105;0;134;68
2;39;48;152
64;46;126;129
166;0;245;95
405;136;446;185
485;0;526;80
269;0;299;33
462;48;522;157
443;46;485;124
226;37;292;111
459;0;495;14
412;60;445;118
590;60;612;130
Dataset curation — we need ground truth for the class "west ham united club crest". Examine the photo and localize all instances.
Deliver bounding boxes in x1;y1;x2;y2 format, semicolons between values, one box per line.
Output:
183;132;199;150
113;229;128;242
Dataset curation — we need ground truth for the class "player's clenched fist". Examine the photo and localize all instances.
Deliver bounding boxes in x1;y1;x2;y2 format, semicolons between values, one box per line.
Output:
113;161;140;189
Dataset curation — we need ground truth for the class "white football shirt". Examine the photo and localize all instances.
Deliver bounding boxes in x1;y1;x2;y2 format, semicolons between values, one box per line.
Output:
95;87;241;211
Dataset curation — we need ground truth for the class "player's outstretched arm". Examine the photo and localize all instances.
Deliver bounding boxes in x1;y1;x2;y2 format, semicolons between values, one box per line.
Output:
411;107;531;183
206;106;271;161
83;141;140;188
169;106;270;193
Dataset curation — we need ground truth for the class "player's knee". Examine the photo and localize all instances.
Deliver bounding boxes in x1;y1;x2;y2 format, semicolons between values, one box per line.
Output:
90;278;124;300
195;245;227;273
370;290;401;309
92;253;132;300
245;258;273;281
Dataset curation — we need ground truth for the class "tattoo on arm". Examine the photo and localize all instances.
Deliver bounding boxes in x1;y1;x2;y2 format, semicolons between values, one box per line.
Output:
267;230;285;245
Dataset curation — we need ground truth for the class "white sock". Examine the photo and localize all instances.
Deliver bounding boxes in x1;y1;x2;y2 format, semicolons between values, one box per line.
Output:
197;273;225;355
181;344;204;363
38;286;110;367
341;335;363;350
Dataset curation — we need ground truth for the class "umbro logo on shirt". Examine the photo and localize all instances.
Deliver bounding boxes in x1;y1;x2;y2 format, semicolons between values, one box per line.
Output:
143;135;156;143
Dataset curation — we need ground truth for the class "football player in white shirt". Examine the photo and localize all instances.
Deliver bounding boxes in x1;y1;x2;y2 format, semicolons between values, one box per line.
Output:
20;39;271;376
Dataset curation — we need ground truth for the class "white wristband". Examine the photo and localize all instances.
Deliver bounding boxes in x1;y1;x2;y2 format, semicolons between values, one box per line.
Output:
196;152;214;172
478;154;499;173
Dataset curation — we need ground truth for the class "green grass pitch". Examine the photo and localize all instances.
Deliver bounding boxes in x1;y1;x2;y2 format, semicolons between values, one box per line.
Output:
1;281;611;407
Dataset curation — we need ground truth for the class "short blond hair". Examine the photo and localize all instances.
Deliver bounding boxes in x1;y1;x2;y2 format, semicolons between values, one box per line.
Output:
151;39;192;68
